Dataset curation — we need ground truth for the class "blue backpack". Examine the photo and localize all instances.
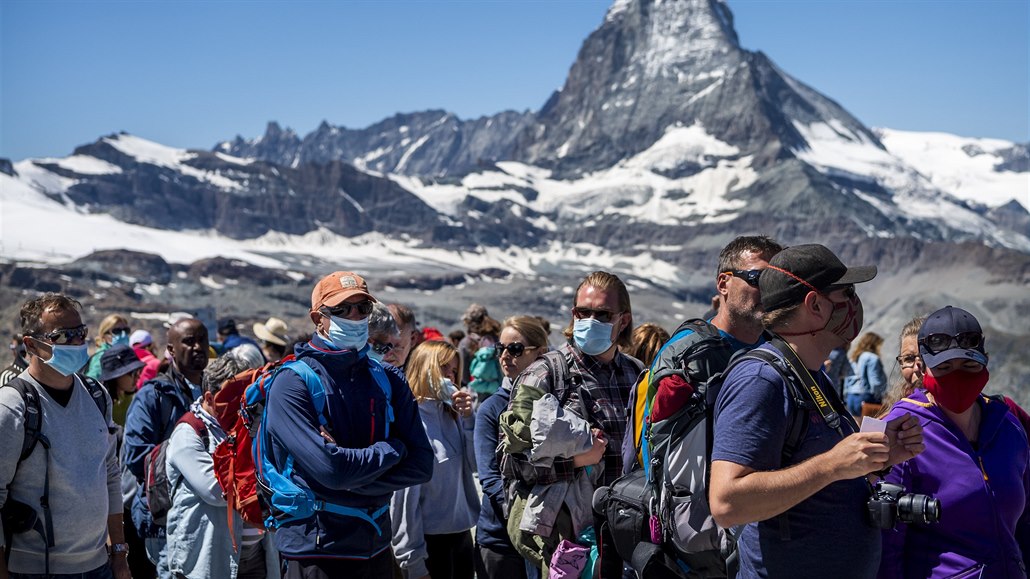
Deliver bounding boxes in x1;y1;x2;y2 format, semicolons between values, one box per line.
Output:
243;355;394;531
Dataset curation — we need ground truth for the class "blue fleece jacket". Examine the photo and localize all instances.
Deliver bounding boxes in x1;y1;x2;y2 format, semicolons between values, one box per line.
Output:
265;335;433;560
475;378;516;553
879;390;1030;578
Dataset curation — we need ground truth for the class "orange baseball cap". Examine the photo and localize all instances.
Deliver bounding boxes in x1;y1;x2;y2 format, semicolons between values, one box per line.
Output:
311;271;376;312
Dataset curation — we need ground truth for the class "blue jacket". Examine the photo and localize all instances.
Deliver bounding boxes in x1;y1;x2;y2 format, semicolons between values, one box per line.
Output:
880;390;1030;579
123;368;197;538
474;379;517;553
266;335;433;560
843;351;888;400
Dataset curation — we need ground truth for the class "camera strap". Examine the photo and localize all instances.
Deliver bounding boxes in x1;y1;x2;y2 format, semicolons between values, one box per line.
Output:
767;336;858;439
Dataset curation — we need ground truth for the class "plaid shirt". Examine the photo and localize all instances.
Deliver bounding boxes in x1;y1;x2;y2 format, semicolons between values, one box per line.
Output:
506;342;641;487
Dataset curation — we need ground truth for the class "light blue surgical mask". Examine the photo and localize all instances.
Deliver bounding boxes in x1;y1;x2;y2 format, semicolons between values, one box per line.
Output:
110;331;130;347
439;377;459;406
44;343;90;376
326;315;369;352
573;317;614;356
368;347;385;364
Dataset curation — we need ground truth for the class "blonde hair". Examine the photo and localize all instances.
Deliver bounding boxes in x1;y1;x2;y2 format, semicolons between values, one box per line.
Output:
627;323;670;368
502;315;549;350
848;332;883;363
405;340;461;403
96;314;129;347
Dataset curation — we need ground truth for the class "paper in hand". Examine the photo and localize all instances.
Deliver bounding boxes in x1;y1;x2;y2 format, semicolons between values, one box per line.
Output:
860;415;888;434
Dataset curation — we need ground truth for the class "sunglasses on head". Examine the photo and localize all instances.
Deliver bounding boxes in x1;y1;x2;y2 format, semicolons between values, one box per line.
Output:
370;341;395;356
321;300;374;319
723;269;762;288
572;307;620;324
919;332;983;355
33;324;89;345
495;342;538;358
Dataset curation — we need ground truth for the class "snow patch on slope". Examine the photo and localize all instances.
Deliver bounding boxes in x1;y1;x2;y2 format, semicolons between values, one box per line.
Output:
104;134;243;191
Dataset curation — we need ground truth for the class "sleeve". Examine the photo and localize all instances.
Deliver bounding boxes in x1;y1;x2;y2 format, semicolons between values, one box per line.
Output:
102;386;121;516
1017;443;1030;572
475;396;506;504
167;423;226;506
499;362;576;485
711;360;789;470
264;368;405;491
349;371;435;496
391;484;429;579
877;458;912;579
121;383;163;482
0;389;27;548
868;354;888;400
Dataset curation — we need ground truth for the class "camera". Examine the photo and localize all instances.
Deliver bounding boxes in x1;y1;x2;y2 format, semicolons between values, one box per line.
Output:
867;481;941;530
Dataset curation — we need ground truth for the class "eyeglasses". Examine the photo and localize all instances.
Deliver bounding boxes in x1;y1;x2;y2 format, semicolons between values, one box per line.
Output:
107;327;130;336
572;307;621;324
919;332;983;355
33;325;89;345
723;269;762;288
895;354;922;369
320;300;374;319
495;342;538;358
823;284;857;299
370;341;395;356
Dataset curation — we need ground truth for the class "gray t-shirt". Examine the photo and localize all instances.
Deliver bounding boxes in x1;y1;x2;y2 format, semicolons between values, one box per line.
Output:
711;344;880;579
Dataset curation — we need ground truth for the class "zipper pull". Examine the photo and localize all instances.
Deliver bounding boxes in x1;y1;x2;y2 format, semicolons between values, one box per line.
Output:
978;455;989;482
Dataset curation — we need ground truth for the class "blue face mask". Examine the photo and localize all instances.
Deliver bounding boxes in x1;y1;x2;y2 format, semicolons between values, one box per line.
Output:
440;377;459;406
573;318;614;356
368;348;385;364
325;315;369;352
43;343;90;376
109;331;130;347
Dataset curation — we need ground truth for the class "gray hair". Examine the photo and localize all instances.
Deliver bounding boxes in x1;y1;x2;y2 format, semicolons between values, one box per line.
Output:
202;353;249;395
230;343;265;371
369;302;400;338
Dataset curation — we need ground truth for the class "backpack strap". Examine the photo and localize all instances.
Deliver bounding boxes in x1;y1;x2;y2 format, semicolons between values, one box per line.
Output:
79;375;114;434
366;358;395;437
4;377;43;463
280;360;328;426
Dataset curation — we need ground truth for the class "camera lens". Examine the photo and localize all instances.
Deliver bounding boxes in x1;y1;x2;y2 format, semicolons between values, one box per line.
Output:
897;493;941;524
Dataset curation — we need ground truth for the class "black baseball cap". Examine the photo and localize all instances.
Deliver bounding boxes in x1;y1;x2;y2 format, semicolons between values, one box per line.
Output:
759;244;877;312
918;306;988;368
99;344;145;382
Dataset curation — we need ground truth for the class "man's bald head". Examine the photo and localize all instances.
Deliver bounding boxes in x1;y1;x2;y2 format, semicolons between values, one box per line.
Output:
167;318;210;382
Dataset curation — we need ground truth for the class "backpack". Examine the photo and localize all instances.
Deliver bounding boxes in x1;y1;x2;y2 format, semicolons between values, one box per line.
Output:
595;324;812;578
144;412;209;526
469;346;503;395
1;375;111;572
244;354;395;531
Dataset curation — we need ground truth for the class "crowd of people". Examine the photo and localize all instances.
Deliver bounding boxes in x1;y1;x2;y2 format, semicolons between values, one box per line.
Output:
1;235;1027;579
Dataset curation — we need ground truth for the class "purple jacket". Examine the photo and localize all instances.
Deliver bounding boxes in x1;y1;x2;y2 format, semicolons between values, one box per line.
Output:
879;390;1030;579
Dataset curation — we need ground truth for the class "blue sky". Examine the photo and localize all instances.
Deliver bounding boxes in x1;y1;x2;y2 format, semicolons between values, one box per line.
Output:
1;0;1027;161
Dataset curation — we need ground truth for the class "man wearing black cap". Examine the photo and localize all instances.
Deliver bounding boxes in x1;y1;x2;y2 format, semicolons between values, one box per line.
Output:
708;244;924;579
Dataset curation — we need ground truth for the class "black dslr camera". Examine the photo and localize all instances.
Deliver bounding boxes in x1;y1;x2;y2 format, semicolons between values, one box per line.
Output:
867;481;941;530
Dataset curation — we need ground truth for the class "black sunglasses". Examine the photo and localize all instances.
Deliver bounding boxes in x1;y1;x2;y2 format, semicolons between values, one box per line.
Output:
724;269;762;288
919;332;983;355
370;341;395;356
823;284;857;299
107;327;130;336
33;324;89;345
321;300;374;319
495;342;538;358
572;307;620;324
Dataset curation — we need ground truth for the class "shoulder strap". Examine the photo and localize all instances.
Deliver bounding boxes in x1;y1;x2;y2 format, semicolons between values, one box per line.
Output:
732;348;811;462
766;337;858;436
5;377;43;463
366;357;395;437
79;375;113;433
281;359;328;427
179;412;210;449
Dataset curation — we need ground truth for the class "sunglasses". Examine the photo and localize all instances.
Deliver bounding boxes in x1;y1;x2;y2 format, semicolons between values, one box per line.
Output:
723;269;762;288
33;324;89;345
107;327;130;336
495;342;538;358
572;307;620;324
919;332;983;355
370;341;396;356
895;354;922;369
321;300;374;319
823;284;857;299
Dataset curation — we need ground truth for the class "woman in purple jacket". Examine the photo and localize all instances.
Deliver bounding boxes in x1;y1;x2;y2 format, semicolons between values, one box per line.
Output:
879;306;1030;578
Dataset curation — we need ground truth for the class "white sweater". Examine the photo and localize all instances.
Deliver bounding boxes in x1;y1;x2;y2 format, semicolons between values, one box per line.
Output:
0;371;120;574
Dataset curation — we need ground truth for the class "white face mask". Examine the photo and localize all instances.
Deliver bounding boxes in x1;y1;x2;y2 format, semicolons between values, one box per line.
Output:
439;377;459;406
325;315;369;351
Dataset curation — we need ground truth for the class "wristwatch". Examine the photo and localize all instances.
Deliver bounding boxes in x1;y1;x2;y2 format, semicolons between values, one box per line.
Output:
109;543;130;556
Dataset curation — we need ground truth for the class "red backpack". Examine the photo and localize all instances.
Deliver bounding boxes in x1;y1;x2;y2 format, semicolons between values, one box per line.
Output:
210;355;296;546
